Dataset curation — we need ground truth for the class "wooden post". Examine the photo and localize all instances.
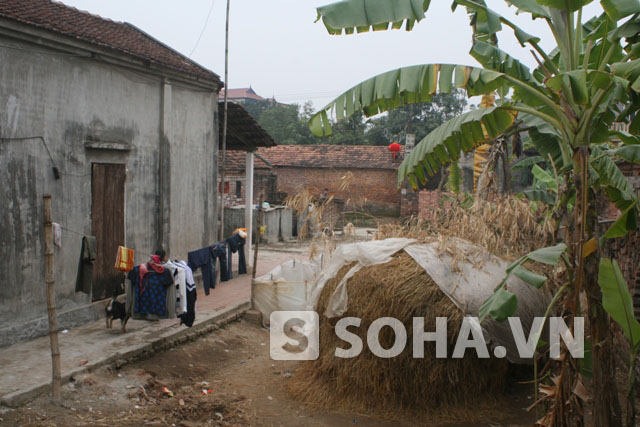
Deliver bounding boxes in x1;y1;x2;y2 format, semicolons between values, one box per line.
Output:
43;195;61;402
252;197;264;279
244;152;254;271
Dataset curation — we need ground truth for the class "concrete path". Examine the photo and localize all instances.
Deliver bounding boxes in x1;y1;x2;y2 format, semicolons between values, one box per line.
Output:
0;247;306;407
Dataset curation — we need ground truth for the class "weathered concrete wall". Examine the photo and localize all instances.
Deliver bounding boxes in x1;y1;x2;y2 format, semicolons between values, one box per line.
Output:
0;36;218;346
168;85;217;258
224;206;293;244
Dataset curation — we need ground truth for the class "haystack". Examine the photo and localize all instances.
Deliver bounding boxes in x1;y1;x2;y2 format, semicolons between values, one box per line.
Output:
288;251;510;417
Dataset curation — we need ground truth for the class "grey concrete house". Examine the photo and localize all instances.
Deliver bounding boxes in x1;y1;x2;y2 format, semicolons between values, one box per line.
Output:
0;0;274;347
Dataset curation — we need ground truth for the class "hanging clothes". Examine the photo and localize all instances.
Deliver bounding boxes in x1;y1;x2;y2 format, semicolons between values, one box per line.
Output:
53;223;62;248
188;246;215;295
75;235;97;294
165;260;187;316
114;246;135;272
126;264;175;320
226;233;247;279
176;261;197;327
212;242;229;284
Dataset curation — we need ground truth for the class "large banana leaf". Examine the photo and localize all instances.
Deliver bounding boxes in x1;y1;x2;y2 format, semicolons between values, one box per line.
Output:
479;243;568;322
470;40;536;84
315;0;431;35
537;0;594;12
532;0;640;19
590;145;639;234
519;111;567;169
397;106;515;189
600;0;640;21
505;0;551;19
591;144;636;208
309;64;508;137
598;258;640;348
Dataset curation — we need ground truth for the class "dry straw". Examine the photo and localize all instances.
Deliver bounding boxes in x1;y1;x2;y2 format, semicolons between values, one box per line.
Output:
288;195;557;420
376;195;556;262
288;253;510;420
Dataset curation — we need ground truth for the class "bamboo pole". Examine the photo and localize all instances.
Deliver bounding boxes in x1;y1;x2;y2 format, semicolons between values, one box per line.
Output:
218;0;231;241
43;194;61;402
252;198;264;279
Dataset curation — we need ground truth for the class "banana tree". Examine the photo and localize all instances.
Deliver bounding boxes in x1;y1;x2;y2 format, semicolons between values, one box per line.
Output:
308;1;640;425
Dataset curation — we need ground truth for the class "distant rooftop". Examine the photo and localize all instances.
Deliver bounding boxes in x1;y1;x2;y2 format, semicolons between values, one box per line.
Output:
0;0;221;85
220;87;278;103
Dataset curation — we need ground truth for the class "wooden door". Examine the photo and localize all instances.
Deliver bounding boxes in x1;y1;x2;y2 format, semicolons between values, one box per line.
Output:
91;163;126;301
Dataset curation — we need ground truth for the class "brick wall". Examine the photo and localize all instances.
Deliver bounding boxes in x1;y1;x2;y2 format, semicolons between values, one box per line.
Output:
604;161;640;318
273;167;401;217
401;187;419;217
417;190;455;220
220;172;277;207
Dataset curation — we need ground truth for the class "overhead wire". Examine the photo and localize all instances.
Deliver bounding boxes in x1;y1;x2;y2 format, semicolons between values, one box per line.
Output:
189;0;216;58
59;225;156;259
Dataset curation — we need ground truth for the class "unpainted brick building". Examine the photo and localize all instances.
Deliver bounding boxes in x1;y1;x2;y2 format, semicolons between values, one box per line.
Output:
258;145;405;217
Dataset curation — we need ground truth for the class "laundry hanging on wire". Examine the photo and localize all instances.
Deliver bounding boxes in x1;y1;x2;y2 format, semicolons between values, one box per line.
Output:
63;223;247;296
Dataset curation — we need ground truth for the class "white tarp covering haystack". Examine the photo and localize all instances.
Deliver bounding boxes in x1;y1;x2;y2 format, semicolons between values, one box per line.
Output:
253;238;549;364
252;259;321;324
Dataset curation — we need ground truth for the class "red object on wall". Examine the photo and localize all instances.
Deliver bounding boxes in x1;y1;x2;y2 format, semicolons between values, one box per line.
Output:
388;142;401;160
218;182;230;194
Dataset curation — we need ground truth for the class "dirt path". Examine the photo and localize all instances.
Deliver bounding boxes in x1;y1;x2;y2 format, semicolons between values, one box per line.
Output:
1;319;537;426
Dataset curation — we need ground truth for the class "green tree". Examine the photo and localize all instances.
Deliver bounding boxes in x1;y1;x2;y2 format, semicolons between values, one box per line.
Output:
366;91;467;145
308;1;640;425
251;102;307;145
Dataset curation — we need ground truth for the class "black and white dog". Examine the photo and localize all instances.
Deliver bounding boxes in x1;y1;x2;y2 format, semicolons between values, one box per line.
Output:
105;285;130;333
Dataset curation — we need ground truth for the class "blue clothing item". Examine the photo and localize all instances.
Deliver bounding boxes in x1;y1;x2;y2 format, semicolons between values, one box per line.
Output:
212;242;229;283
188;246;215;295
226;233;247;279
134;269;173;316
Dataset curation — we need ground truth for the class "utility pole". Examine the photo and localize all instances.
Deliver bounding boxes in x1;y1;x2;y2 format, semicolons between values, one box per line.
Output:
218;0;231;241
43;195;61;402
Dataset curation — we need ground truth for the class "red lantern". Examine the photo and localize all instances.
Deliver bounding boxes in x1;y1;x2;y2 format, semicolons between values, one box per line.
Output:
388;142;401;160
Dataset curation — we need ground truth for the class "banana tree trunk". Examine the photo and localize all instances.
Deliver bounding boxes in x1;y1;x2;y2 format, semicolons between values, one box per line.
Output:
574;147;622;427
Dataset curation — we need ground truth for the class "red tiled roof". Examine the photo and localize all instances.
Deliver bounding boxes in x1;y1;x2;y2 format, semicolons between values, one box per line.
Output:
224;150;271;172
257;145;404;170
220;87;265;101
0;0;220;84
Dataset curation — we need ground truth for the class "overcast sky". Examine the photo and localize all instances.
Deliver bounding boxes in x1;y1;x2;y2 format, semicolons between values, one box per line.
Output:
60;1;602;110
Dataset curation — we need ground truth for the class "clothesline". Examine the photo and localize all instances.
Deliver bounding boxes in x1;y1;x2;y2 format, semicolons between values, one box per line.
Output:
59;225;157;259
59;224;244;266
